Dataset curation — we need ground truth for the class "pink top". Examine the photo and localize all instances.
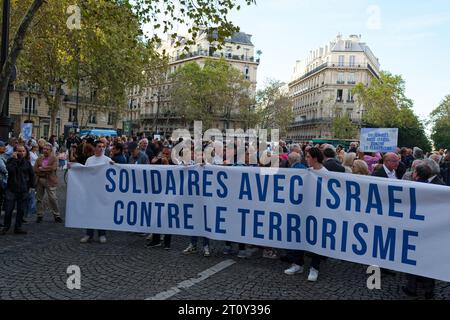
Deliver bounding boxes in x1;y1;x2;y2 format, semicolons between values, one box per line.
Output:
42;157;50;167
363;153;382;173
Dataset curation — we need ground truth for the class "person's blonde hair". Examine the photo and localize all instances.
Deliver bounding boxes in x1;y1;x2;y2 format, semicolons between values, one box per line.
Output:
343;152;356;167
352;160;369;175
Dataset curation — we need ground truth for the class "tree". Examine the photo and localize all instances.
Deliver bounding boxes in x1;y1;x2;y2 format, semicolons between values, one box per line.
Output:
0;0;44;115
1;0;256;130
353;71;431;151
256;79;293;138
331;113;358;139
430;95;450;149
170;58;254;130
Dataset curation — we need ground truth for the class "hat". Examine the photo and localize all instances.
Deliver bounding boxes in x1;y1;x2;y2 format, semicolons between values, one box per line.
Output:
128;142;138;151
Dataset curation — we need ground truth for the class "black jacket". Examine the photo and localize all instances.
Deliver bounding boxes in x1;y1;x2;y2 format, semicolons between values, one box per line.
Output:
372;166;389;178
6;158;35;193
441;163;450;186
430;175;445;186
323;158;345;173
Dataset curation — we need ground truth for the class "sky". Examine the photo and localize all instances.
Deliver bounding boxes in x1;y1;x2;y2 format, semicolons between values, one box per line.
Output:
226;0;450;122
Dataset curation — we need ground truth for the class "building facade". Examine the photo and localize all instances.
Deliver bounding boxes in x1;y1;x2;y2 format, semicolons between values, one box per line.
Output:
287;34;380;142
125;29;260;136
8;83;121;140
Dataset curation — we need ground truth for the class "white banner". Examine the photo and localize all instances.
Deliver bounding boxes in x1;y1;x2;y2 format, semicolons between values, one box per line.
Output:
360;128;398;153
66;164;450;282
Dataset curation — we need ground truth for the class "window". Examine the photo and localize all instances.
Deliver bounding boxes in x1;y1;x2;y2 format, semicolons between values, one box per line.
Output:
345;41;352;50
347;73;355;84
108;112;115;125
226;46;232;58
69;108;77;122
347;90;354;102
349;56;356;67
337;73;345;84
23;97;37;114
338;55;345;67
88;111;97;124
336;89;343;102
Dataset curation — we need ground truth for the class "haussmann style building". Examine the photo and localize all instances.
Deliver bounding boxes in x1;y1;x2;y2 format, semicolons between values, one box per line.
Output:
287;34;380;142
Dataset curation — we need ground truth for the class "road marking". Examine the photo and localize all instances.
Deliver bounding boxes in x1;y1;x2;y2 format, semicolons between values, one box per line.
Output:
145;259;236;300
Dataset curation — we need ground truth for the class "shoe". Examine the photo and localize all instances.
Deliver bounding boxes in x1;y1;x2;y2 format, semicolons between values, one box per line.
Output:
145;234;152;240
183;244;197;255
284;264;304;275
307;267;319;282
54;216;63;223
401;286;418;297
80;235;92;243
263;249;278;259
36;217;43;223
14;229;27;235
99;236;107;244
222;245;232;255
146;241;161;248
237;250;248;259
203;245;211;257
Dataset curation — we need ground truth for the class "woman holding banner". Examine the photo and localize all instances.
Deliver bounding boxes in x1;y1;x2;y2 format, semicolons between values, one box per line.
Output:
284;147;327;282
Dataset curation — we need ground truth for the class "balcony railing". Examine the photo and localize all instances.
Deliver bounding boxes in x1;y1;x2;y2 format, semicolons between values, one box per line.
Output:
172;51;260;64
290;116;362;127
292;62;380;84
22;108;38;115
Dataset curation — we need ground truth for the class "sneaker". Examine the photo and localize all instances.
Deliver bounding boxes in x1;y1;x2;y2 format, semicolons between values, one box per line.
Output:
14;229;27;235
237;250;248;259
222;245;232;255
203;245;211;257
146;241;162;248
36;217;43;223
80;235;92;243
284;264;304;275
307;267;319;282
54;216;63;223
99;236;107;244
183;244;197;255
145;234;153;240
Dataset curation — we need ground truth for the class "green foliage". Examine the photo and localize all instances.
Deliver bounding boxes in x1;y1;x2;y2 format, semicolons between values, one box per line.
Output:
353;71;431;151
256;79;293;138
170;58;254;130
331;114;358;139
430;95;450;149
132;0;255;51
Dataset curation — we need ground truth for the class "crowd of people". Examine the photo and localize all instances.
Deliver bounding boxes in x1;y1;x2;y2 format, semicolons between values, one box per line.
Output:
1;131;449;299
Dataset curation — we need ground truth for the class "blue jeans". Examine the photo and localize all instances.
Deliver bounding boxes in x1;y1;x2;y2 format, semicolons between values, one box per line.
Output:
191;236;210;247
25;190;36;217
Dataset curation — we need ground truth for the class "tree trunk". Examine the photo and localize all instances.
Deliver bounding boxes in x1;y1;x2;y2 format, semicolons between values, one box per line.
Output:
0;0;45;114
49;82;62;137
